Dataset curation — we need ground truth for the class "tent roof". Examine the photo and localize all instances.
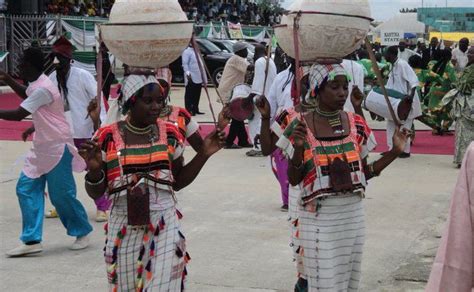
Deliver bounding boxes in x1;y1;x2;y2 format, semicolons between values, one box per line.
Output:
375;13;425;34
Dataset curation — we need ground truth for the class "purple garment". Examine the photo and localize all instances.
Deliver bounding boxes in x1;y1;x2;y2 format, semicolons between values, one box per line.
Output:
74;138;110;211
271;149;289;205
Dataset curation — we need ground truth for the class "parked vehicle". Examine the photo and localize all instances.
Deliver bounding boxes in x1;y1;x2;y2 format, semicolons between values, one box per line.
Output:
169;38;233;86
209;39;255;63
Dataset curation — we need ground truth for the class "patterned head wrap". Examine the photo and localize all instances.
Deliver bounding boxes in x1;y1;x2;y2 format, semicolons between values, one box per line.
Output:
121;74;163;114
306;64;351;101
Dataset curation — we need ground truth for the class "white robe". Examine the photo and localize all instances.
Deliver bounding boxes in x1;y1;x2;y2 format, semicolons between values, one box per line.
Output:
385;58;421;153
249;56;277;149
267;67;294;120
342;59;366;113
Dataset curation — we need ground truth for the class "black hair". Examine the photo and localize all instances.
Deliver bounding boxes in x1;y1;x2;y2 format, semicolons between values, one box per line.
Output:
386;46;399;57
22;47;45;72
358;50;369;59
408;55;424;69
254;44;266;57
432;49;452;76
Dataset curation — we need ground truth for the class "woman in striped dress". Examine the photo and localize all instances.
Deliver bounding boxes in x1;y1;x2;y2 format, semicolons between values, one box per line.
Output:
257;64;409;291
79;74;225;291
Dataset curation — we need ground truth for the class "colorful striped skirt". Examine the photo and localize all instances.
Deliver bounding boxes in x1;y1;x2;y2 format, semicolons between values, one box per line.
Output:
298;194;365;291
104;198;189;292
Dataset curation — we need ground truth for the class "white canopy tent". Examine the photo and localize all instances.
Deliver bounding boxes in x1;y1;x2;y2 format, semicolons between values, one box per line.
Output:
374;13;426;41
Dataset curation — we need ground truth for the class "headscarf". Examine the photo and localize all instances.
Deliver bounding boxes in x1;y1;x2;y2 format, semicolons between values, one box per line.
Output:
306;63;351;101
121;74;162;114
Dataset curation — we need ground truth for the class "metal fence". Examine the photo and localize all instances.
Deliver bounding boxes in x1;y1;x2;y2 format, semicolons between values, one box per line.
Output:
3;14;106;76
1;14;274;76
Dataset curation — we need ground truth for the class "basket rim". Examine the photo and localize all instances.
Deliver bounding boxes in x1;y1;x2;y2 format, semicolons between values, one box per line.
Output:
101;20;194;26
283;10;374;22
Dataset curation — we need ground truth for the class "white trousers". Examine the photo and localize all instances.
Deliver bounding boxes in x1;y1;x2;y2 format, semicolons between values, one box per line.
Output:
386;118;413;153
248;108;261;150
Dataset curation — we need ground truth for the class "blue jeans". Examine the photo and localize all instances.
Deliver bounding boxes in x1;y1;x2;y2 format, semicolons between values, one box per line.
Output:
16;146;93;243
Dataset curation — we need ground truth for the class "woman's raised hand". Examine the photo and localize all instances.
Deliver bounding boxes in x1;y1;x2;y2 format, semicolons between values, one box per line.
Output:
200;127;226;158
218;105;231;129
292;119;307;149
79;138;103;171
350;85;365;109
255;95;271;119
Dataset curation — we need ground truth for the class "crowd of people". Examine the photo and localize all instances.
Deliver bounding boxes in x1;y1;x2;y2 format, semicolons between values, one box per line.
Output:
179;0;282;26
316;36;472;164
44;0;282;26
0;17;473;290
45;0;113;17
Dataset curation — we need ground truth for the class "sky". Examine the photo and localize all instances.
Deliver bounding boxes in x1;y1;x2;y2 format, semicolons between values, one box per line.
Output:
280;0;474;21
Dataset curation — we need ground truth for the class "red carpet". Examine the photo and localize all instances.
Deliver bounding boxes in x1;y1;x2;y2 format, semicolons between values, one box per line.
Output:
0;92;454;155
197;124;455;156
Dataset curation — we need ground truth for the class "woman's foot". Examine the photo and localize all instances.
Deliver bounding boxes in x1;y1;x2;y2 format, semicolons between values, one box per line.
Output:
45;208;58;218
95;210;108;222
6;242;43;257
70;236;89;250
280;204;289;212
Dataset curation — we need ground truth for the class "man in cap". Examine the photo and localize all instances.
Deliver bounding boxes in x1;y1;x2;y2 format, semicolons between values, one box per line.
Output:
383;46;422;158
398;39;419;62
0;47;93;256
218;41;253;148
25;36;108;221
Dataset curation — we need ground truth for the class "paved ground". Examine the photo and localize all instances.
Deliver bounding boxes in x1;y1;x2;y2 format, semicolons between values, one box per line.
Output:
0;87;460;291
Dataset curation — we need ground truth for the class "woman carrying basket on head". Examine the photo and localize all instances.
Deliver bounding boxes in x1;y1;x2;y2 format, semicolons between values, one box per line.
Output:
256;64;409;291
80;74;226;291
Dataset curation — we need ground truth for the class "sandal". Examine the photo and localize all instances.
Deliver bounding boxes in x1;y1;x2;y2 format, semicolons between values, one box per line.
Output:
45;208;58;218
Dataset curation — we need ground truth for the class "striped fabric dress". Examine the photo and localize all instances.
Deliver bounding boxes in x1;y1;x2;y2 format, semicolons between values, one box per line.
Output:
95;119;190;292
273;109;376;291
289;185;305;276
159;106;200;139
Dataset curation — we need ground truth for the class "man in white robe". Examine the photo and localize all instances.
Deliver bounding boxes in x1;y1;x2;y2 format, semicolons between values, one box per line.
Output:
247;44;276;156
384;46;422;158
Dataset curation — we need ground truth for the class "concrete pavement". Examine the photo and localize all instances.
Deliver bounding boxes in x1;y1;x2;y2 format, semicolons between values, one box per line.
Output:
0;87;459;291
